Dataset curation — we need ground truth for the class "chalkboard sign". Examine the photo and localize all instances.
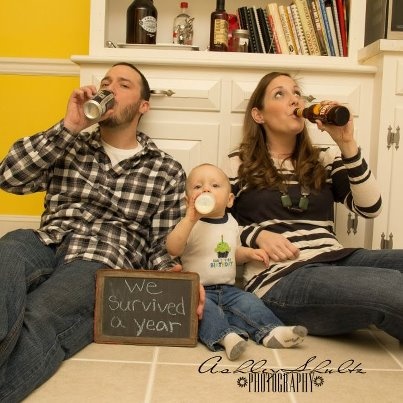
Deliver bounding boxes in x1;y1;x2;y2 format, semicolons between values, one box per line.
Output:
94;269;199;346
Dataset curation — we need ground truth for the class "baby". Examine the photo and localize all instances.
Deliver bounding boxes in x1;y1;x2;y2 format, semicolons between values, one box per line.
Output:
166;163;307;360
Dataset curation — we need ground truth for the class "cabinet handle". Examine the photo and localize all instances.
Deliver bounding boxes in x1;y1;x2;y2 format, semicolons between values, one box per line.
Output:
387;126;400;150
395;126;400;150
347;212;358;234
380;232;386;249
151;89;175;97
380;232;393;249
388;233;394;249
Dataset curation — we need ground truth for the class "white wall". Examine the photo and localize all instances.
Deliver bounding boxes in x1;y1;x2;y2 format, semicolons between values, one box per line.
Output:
0;215;40;237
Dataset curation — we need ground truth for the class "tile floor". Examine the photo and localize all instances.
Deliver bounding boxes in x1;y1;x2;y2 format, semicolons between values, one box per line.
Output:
24;328;403;403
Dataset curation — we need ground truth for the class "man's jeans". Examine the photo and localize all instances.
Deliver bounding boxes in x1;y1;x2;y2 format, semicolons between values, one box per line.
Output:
0;230;105;402
200;284;284;351
263;249;403;341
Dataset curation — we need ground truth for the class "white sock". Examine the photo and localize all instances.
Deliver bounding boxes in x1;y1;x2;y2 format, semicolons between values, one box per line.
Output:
262;326;307;349
219;332;247;360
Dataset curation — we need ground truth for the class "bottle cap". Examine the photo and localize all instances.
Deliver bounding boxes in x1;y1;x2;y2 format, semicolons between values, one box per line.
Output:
180;2;188;8
195;193;216;214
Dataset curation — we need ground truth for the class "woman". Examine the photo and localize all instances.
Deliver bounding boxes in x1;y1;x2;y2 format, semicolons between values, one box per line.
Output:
224;72;403;341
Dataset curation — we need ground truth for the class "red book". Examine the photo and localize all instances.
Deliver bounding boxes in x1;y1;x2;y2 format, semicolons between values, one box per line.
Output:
336;0;348;56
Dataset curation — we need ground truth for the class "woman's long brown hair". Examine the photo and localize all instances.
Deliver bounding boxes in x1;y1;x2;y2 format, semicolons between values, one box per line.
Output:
238;72;327;191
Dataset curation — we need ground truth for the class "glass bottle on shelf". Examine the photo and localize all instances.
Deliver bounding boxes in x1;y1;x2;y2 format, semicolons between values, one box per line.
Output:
126;0;158;45
172;2;194;45
209;0;228;52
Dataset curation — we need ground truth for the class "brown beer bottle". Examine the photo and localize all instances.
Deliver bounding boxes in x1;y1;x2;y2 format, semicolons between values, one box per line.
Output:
209;0;228;52
126;0;158;44
294;104;350;126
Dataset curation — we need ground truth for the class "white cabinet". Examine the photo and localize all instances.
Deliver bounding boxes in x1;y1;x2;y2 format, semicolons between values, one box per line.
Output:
359;40;403;249
71;0;379;248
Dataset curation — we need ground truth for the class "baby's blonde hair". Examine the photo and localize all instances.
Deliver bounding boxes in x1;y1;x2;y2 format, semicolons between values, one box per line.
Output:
186;163;231;194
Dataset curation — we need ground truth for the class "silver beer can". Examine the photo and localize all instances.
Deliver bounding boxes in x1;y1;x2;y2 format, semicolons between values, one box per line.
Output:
83;90;114;120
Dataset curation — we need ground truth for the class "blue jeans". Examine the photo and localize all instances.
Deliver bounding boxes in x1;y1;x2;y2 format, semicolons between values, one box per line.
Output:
262;249;403;341
199;284;284;351
0;230;105;402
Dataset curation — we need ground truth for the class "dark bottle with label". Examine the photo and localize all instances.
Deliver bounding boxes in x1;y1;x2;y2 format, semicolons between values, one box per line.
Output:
294;104;350;126
126;0;158;44
209;0;228;52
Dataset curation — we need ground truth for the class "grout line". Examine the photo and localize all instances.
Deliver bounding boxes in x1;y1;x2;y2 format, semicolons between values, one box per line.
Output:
272;349;297;403
71;358;153;364
144;347;159;403
368;331;403;369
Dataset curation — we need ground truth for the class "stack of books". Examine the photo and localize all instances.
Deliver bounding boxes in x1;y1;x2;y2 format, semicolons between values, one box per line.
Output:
237;0;348;56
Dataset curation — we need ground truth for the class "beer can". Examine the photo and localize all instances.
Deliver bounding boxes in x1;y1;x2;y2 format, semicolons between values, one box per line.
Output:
83;90;114;120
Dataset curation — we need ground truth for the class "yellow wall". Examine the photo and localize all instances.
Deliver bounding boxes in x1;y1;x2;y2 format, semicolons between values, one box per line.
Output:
0;0;90;215
0;1;90;58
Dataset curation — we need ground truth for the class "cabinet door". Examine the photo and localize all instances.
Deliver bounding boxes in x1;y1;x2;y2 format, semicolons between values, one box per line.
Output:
372;58;403;249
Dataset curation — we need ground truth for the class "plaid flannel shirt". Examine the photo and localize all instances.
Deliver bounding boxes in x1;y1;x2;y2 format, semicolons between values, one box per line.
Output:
0;121;186;270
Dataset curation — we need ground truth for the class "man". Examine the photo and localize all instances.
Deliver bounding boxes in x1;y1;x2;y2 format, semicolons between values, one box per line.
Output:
0;63;202;401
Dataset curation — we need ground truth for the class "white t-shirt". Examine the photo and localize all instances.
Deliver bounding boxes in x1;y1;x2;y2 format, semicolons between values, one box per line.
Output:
102;140;143;166
181;213;240;286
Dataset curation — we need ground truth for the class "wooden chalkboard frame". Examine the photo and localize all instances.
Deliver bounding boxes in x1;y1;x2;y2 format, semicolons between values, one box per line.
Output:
94;269;199;347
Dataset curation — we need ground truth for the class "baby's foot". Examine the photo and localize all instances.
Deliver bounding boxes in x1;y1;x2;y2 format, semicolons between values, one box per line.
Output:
262;325;307;348
220;332;248;360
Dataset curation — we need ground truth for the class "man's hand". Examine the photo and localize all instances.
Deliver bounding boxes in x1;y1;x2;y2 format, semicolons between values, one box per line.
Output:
169;264;205;320
63;85;96;133
196;284;205;320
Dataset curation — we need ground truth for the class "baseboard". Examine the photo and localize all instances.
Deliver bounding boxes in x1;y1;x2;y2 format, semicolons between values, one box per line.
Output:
0;57;79;76
0;215;41;236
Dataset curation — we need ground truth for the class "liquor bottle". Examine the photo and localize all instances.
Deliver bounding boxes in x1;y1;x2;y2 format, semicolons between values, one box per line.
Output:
126;0;157;44
172;2;194;45
209;0;228;52
294;104;350;126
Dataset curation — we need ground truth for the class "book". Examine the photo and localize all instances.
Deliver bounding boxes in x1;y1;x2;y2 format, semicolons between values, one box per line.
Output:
251;6;266;53
278;5;298;55
237;6;248;31
264;8;281;53
247;7;264;53
290;3;309;55
336;0;348;56
325;1;340;56
293;0;321;55
256;7;275;53
286;4;303;54
331;0;344;57
267;3;289;54
313;0;331;55
318;0;336;56
308;0;328;55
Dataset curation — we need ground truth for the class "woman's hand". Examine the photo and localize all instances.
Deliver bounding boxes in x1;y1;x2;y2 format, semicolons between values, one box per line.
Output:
316;102;358;158
255;230;299;262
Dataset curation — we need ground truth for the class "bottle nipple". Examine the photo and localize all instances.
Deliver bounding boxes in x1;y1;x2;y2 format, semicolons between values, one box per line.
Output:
195;193;216;214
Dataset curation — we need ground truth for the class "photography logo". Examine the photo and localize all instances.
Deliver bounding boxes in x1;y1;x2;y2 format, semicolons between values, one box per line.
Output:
237;372;324;393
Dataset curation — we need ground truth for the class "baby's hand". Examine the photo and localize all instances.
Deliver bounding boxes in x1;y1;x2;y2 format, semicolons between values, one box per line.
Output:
185;194;203;223
250;248;270;267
